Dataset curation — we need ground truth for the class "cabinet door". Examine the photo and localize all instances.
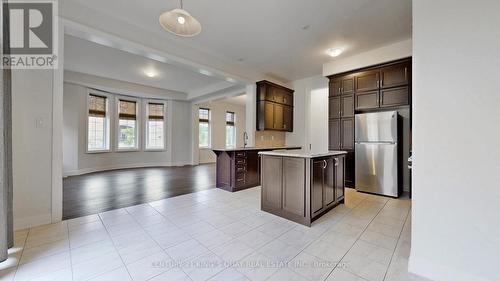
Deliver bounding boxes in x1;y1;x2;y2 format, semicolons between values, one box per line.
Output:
312;160;325;216
283;158;305;217
261;156;282;210
283;106;293;132
380;86;409;108
264;102;275;129
245;151;260;186
341;118;354;150
274;104;284;130
281;91;294;106
344;151;355;188
329;79;342;97
335;156;345;200
329;119;341;150
341;76;354;94
380;62;409;89
341;94;354;118
355;91;379;110
324;158;335;207
355;70;380;92
329;97;341;119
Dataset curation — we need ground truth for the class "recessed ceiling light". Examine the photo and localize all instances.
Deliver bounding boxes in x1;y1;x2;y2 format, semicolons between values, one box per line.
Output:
326;48;343;58
226;77;237;83
199;69;213;76
144;69;157;78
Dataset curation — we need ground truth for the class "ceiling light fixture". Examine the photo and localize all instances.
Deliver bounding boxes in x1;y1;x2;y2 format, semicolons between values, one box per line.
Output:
159;0;201;37
326;48;343;58
144;69;158;78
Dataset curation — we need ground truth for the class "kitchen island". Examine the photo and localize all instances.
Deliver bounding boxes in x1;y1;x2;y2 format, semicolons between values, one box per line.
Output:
212;146;300;192
259;150;347;226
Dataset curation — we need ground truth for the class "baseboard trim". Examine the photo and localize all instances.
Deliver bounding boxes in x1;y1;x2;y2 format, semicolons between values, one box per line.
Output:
14;213;52;231
409;254;488;281
63;161;193;177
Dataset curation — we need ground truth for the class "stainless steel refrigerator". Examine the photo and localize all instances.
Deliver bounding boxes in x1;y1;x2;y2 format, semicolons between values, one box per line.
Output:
355;111;401;197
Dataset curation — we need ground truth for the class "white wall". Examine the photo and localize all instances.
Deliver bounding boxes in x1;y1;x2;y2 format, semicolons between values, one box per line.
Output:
12;70;54;229
63;82;193;176
323;39;412;77
287;75;329;152
194;101;246;164
410;1;500;281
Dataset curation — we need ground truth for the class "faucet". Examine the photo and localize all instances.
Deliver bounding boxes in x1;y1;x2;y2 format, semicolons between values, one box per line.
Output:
243;132;248;148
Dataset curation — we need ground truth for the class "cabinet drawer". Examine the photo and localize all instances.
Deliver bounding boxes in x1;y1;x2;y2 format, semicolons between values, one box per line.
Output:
235;172;246;186
235;151;246;158
235;158;246;165
236;164;247;173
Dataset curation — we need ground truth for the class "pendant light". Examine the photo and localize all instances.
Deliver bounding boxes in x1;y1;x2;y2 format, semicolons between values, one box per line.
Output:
159;0;201;37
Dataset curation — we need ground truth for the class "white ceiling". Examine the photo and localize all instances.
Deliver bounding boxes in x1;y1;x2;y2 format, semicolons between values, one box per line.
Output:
222;95;247;107
62;0;412;81
64;35;230;94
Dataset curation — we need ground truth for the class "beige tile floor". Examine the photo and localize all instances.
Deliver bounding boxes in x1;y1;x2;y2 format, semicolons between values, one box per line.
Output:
0;187;430;281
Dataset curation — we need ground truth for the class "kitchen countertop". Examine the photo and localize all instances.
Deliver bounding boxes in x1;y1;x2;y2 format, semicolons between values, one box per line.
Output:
258;149;347;158
211;146;301;152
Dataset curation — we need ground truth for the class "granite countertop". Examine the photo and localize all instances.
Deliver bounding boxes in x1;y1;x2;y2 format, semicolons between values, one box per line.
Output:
258;149;347;158
211;146;301;152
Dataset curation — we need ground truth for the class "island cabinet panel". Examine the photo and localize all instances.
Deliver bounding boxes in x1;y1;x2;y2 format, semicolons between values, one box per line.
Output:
312;160;325;215
282;158;306;217
261;153;346;226
261;156;283;210
335;157;345;200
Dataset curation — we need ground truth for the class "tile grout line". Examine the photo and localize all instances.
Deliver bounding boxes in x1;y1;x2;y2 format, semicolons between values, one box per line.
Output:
382;204;412;281
324;196;390;281
11;228;30;281
96;212;136;281
67;223;75;281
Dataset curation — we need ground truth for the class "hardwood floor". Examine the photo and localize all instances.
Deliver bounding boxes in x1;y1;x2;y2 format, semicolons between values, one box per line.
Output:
63;164;216;220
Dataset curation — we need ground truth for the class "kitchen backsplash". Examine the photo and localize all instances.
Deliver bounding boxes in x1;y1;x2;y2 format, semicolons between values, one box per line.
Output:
255;131;286;147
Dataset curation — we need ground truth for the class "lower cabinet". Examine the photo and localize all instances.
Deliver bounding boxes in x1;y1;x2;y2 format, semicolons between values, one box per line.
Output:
311;155;345;219
261;153;345;226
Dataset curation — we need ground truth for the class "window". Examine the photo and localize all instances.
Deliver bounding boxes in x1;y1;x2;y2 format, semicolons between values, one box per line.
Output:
87;94;109;152
117;99;138;150
146;102;165;150
225;111;236;148
199;108;210;148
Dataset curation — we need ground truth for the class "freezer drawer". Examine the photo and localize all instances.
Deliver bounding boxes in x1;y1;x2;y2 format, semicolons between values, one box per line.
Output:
355;143;398;197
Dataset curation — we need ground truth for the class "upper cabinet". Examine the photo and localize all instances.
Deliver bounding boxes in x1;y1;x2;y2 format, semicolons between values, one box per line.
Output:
355;70;380;92
257;80;294;132
329;75;354;97
380;61;410;89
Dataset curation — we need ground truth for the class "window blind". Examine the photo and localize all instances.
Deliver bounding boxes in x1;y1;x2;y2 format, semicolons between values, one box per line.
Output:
148;103;164;120
226;111;235;126
88;94;107;117
199;108;210;122
119;100;137;120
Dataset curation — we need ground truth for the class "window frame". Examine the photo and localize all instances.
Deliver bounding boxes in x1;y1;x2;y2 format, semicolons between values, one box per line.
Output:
115;96;141;152
225;111;236;148
144;100;167;151
198;107;211;149
85;90;111;154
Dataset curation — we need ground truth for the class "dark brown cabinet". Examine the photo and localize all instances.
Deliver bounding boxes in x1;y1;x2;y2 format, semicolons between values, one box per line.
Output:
380;62;409;89
257;80;294;132
328;58;411;189
341;95;354;117
213;147;301;192
355;70;380;92
380;86;409;108
261;153;345;226
311;155;345;219
341;118;354;150
355;91;379;110
329;119;341;150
